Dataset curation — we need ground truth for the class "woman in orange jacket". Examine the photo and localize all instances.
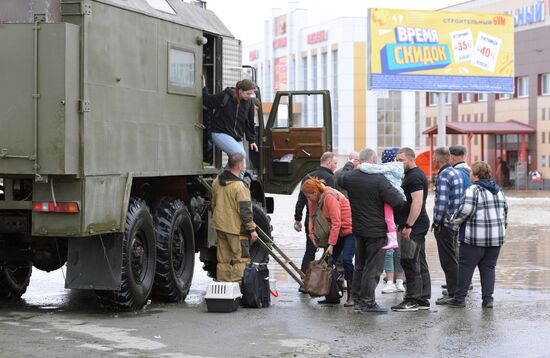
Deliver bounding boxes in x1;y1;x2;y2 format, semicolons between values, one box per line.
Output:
302;177;356;306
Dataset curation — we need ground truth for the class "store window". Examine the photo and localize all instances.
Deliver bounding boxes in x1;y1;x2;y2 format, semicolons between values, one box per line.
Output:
499;93;511;100
478;93;488;101
542;73;550;95
377;91;401;148
428;92;438;106
462;93;472;103
518;76;529;97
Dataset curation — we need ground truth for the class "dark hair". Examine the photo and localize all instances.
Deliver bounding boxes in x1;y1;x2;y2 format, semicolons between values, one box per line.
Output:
235;79;256;92
449;145;466;157
227;153;245;169
471;161;492;179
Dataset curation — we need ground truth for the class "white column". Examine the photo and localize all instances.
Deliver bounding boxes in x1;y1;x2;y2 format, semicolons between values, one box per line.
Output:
400;91;416;148
437;92;446;147
365;90;378;150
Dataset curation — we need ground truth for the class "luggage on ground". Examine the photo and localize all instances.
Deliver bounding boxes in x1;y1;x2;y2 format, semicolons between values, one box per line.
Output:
242;263;270;308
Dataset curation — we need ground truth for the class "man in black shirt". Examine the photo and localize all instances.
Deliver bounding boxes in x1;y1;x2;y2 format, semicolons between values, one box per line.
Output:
294;152;337;291
391;147;432;312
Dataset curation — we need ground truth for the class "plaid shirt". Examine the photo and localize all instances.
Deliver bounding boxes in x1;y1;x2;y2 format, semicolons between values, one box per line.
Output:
433;164;463;230
449;184;508;246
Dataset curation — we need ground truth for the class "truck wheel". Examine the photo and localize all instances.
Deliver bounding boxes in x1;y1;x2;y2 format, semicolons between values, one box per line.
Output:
151;198;195;303
0;263;32;299
97;198;156;310
250;201;272;264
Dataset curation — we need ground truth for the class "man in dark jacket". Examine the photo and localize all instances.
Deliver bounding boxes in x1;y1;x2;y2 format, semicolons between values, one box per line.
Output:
338;148;405;313
294;152;338;289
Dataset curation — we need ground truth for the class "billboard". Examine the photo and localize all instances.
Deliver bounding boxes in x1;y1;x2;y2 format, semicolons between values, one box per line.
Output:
274;57;288;92
369;8;515;93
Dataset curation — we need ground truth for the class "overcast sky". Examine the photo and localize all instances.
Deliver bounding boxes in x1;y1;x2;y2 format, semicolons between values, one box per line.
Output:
204;0;469;45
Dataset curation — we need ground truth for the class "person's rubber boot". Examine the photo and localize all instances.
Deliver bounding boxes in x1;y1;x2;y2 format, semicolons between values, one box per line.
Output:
344;280;354;307
382;231;399;250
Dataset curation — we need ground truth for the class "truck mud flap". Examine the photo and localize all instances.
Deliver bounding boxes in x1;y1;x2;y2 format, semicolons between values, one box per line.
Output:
65;235;123;290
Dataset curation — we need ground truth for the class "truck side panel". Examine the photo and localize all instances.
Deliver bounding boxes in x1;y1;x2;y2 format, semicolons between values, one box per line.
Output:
82;2;204;177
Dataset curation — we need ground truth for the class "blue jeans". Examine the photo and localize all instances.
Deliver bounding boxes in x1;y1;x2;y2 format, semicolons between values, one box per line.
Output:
384;247;403;274
332;234;355;281
211;132;247;173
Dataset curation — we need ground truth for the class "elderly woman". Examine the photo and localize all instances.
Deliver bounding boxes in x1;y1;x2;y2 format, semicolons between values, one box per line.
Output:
447;161;508;308
301;177;355;306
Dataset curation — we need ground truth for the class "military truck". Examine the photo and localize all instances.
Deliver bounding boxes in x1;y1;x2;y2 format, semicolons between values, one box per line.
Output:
0;0;332;310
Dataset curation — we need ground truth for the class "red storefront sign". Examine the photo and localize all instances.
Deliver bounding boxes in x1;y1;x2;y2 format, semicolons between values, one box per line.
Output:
273;37;287;49
249;50;259;61
307;30;327;44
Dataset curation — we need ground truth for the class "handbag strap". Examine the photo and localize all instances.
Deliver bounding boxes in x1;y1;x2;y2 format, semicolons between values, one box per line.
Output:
320;250;331;262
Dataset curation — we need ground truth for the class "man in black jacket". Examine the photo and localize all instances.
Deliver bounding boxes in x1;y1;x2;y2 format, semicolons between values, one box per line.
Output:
294;152;337;291
338;148;404;313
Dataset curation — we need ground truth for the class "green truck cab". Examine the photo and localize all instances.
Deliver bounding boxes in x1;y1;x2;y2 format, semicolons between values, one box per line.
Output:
0;0;332;309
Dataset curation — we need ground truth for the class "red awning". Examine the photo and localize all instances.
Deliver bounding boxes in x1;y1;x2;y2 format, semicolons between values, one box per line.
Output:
422;120;536;135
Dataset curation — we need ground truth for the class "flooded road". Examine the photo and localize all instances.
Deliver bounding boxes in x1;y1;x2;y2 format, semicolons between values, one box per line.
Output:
1;190;550;357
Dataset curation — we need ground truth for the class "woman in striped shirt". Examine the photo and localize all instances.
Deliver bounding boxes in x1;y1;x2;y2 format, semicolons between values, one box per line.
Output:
446;161;508;308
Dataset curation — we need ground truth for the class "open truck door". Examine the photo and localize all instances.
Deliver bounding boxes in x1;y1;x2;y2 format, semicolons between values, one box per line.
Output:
262;91;332;194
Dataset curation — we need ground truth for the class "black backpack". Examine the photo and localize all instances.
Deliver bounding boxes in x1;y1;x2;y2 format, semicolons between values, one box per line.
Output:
325;261;344;302
242;263;270;308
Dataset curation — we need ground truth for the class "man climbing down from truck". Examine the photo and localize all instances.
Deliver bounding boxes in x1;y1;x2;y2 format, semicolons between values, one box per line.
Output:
211;153;258;282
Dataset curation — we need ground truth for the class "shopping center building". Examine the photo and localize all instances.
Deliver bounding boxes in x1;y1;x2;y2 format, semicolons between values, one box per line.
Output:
425;0;550;188
242;3;420;156
243;0;550;188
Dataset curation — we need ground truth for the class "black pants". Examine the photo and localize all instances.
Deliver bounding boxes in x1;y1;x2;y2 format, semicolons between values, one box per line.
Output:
300;234;317;273
352;236;385;307
400;235;431;305
435;226;458;297
455;242;501;303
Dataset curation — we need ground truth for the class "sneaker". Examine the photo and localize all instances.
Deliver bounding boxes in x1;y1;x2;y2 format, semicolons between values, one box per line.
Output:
435;296;452;305
441;288;448;296
360;303;388;313
382;282;397;294
395;279;406;292
446;298;466;308
391;301;419;312
417;301;430;310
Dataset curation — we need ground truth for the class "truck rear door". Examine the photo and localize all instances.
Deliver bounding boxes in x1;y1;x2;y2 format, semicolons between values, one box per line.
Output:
262;90;332;194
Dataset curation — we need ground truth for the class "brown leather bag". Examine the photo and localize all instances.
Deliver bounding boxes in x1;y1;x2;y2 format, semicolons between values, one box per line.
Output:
303;251;333;297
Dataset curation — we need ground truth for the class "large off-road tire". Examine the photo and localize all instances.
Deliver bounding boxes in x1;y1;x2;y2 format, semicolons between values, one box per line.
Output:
0;263;32;299
97;198;156;311
151;198;195;303
250;201;272;264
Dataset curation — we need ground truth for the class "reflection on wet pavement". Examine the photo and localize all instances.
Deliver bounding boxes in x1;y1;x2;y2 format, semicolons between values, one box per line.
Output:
267;191;550;294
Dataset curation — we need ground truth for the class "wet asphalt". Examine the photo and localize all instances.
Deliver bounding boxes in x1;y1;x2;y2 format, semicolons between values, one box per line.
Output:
1;190;550;357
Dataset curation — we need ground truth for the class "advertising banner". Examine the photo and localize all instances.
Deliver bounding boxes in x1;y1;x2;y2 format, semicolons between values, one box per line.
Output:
369;8;514;93
274;57;288;92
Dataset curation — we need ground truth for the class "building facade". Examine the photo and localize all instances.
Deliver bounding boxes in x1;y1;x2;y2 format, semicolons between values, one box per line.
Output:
243;3;420;155
426;0;550;188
